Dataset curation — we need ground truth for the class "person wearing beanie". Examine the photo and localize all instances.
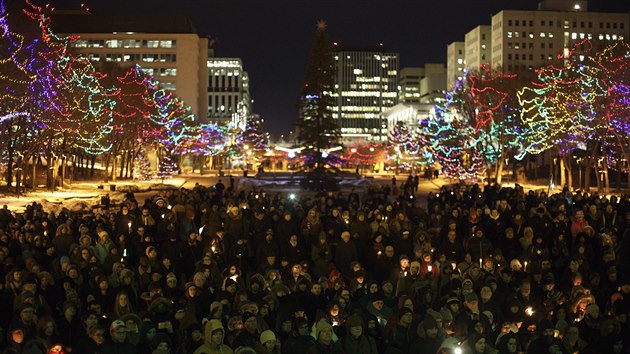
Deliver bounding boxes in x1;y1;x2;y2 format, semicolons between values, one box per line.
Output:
333;314;378;354
463;332;494;354
366;293;393;330
232;312;259;350
193;319;233;354
395;260;426;297
100;319;136;354
495;332;519;354
254;329;279;354
306;318;335;354
384;307;413;354
282;317;315;354
410;315;442;354
526;318;564;354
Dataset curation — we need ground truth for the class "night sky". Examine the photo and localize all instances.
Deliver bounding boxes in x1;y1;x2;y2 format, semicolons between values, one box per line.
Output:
37;0;629;138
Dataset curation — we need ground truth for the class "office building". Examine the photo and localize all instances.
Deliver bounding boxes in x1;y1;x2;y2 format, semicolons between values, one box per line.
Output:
465;25;492;71
399;67;424;104
331;47;399;145
446;42;466;88
50;12;209;121
207;53;251;129
419;64;447;103
491;1;628;73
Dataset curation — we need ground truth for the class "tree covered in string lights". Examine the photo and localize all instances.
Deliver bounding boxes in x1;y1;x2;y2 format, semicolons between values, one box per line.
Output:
388;121;424;172
586;40;630;192
427;69;487;180
465;64;523;183
518;40;607;188
0;0;217;189
133;147;152;181
237;115;268;159
295;20;340;170
156;148;177;182
0;0;57;191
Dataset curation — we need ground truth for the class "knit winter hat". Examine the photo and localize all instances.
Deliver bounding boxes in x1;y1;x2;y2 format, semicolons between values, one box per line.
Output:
422;314;439;330
260;330;276;344
346;314;363;328
315;319;333;339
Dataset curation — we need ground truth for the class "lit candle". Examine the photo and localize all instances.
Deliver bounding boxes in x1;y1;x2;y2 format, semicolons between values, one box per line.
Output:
524;261;528;272
428;265;432;272
479;258;483;268
199;226;205;235
128;222;132;231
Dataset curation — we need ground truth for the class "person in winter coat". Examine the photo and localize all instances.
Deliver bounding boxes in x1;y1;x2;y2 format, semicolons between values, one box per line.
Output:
193;319;234;354
334;231;358;280
332;314;378;354
306;319;335;354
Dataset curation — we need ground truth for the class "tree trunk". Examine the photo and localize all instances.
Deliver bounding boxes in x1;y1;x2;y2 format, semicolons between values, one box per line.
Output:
558;156;567;187
112;155;117;182
616;159;622;193
584;158;591;192
90;155;96;177
566;156;573;191
604;161;610;194
119;152;125;179
60;156;65;187
495;158;504;185
6;144;14;188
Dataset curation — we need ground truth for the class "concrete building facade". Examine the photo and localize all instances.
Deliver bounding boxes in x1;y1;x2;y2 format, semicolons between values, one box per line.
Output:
446;41;466;89
491;7;628;73
207;55;251;129
465;25;492;71
51;13;209;121
331;48;399;145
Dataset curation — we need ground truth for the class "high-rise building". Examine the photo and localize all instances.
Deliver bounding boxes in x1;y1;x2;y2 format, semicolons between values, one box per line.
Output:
446;42;466;88
207;52;251;129
331;47;399;145
400;65;447;104
419;64;447;104
399;67;424;104
490;2;628;73
465;25;492;71
50;12;209;121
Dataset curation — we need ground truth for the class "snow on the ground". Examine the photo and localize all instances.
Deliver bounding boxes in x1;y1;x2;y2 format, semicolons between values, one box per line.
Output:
2;173;610;214
0;178;187;213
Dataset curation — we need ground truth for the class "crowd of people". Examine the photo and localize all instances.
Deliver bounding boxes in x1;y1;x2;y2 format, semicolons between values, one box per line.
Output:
0;175;629;354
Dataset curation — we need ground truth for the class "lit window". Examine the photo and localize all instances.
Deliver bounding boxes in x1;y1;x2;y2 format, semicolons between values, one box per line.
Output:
353;69;363;75
106;40;120;48
571;33;577;39
160;40;176;48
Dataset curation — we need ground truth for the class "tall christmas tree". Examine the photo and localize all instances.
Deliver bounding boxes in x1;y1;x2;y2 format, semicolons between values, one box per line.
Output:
156;148;177;182
295;20;340;169
133;148;151;181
